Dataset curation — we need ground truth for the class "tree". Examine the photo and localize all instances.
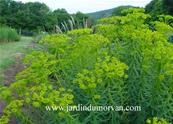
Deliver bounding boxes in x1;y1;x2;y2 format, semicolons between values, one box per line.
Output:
22;2;50;32
163;0;173;14
73;12;89;28
145;0;173;16
53;9;70;25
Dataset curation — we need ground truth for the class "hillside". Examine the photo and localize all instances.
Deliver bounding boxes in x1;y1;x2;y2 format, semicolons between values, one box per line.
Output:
87;6;134;20
87;8;114;20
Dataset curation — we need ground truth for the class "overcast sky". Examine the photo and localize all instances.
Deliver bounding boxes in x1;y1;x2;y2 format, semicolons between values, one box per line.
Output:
15;0;152;13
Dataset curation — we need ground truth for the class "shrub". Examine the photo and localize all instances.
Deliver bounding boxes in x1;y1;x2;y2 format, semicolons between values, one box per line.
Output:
0;26;20;43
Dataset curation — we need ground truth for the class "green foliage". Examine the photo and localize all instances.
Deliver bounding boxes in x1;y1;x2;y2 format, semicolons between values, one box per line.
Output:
96;8;173;123
145;0;173;16
0;8;173;124
146;117;171;124
0;26;20;42
145;0;166;16
0;0;91;33
73;12;89;25
0;0;52;32
121;7;145;15
163;0;173;15
152;21;173;39
112;6;134;16
67;28;92;39
157;15;173;25
53;9;71;26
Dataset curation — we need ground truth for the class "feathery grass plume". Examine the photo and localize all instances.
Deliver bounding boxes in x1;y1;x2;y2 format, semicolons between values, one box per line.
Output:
70;16;76;28
68;19;74;30
61;22;67;32
85;19;89;28
55;25;63;34
63;21;69;31
83;18;88;28
83;18;86;28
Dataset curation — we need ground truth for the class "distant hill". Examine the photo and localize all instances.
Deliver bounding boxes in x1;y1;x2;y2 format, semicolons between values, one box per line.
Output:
87;6;134;20
87;8;114;20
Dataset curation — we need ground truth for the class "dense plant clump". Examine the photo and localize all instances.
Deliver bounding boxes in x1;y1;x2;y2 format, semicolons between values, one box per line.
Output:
0;8;173;124
0;26;20;42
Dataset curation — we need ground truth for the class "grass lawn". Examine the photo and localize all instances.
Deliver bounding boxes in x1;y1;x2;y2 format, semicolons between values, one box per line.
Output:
0;37;33;82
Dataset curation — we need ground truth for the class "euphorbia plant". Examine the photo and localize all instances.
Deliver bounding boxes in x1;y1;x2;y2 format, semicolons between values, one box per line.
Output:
0;8;173;124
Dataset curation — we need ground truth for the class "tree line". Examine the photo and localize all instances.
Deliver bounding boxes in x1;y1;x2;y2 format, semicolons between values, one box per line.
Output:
1;0;173;35
0;0;91;34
